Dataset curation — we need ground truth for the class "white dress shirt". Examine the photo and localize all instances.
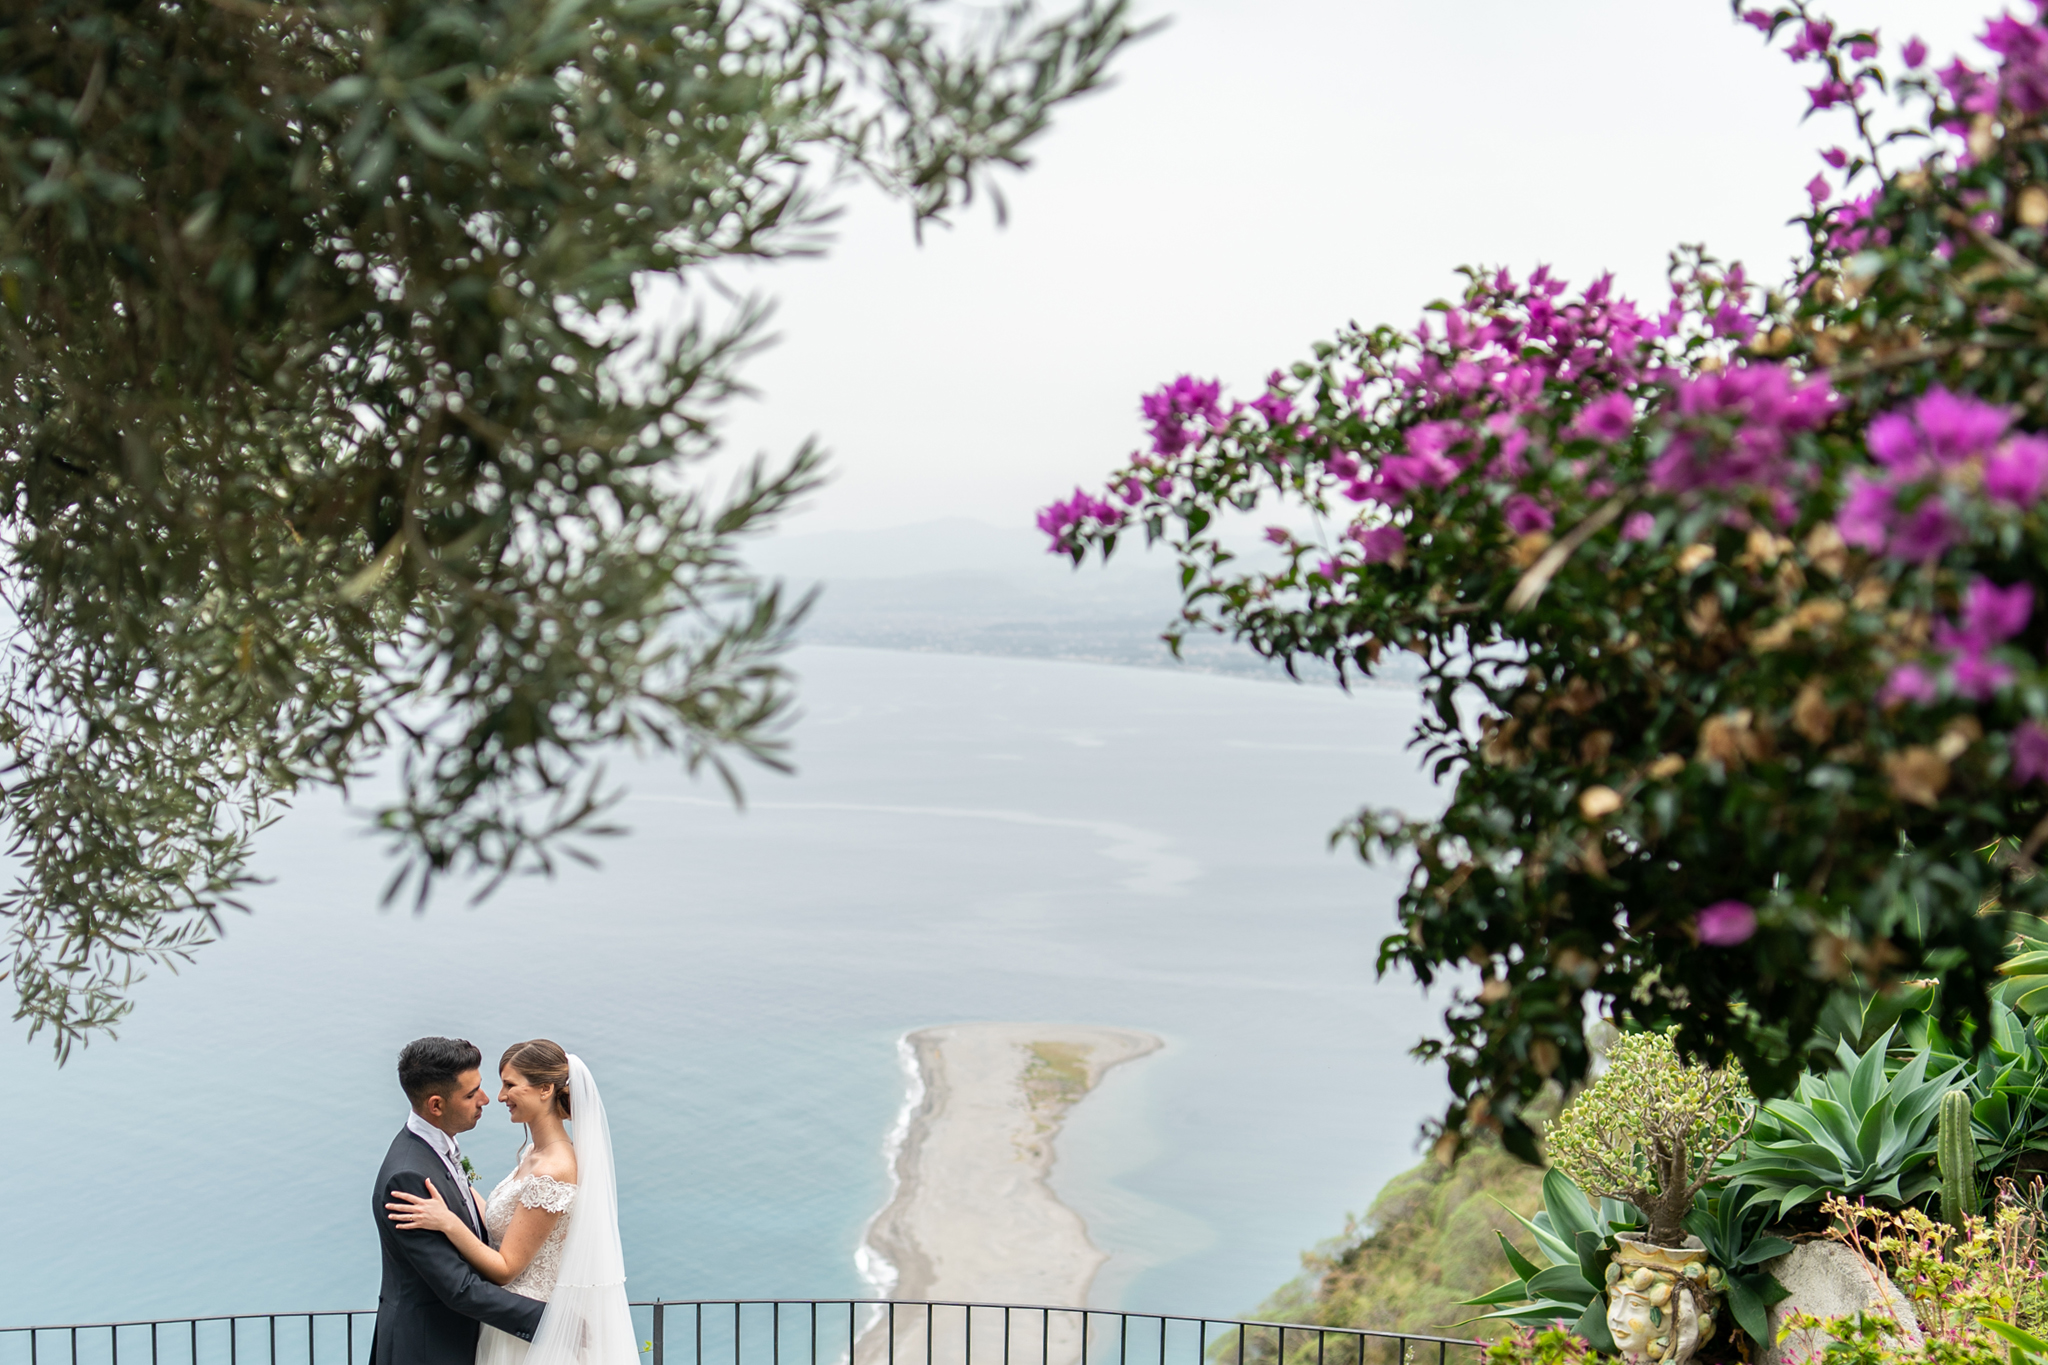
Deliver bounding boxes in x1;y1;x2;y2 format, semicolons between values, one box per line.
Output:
405;1110;479;1231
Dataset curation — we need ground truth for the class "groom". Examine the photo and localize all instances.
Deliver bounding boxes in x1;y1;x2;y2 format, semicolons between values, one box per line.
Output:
371;1037;546;1365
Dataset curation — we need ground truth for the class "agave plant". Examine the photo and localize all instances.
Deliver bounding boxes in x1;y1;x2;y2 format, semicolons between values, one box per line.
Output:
1683;1188;1791;1346
1809;980;1940;1064
1715;1028;1961;1216
1464;1169;1638;1349
1997;914;2048;1018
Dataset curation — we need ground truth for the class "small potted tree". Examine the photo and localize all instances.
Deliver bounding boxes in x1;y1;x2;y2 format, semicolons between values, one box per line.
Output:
1546;1028;1752;1365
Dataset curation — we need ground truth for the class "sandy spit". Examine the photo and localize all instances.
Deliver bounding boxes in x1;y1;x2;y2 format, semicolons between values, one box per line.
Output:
857;1023;1163;1365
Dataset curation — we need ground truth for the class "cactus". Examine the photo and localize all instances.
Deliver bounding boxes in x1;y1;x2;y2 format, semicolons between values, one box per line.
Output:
1938;1087;1980;1226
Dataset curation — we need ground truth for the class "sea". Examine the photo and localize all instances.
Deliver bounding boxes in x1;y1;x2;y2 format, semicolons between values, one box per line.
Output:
3;645;1451;1327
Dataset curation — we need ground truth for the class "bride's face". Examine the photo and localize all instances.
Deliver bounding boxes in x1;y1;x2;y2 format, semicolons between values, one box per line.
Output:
498;1067;556;1125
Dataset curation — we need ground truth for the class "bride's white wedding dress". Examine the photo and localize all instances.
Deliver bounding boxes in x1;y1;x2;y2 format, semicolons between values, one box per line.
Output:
474;1056;637;1365
474;1174;579;1365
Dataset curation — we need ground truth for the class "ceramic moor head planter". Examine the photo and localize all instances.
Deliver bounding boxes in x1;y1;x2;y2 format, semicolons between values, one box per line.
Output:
1604;1234;1724;1365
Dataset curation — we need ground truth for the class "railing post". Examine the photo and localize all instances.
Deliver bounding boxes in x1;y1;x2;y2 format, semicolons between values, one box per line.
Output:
652;1303;664;1365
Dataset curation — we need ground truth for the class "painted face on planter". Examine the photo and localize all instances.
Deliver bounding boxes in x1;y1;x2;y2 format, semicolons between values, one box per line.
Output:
1604;1249;1713;1365
1605;1274;1662;1360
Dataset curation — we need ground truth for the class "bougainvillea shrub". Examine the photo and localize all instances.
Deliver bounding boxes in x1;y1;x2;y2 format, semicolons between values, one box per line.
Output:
1045;2;2048;1159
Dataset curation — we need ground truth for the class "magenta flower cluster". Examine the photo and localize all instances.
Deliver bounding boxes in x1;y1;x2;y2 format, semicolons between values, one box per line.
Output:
1695;900;1759;947
1140;376;1225;459
1646;363;1841;505
1942;11;2048;119
1339;269;1667;518
2014;720;2048;784
1036;487;1124;551
1743;11;1866;115
1884;577;2035;704
1839;388;2048;561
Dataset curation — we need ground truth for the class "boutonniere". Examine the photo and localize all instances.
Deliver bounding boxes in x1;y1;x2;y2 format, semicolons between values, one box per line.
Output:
460;1155;479;1186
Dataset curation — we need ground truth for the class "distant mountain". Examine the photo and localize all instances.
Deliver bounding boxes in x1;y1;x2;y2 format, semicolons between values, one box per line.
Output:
744;518;1420;685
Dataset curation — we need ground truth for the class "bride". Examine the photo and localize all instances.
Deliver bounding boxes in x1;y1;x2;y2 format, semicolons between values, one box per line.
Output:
387;1040;638;1365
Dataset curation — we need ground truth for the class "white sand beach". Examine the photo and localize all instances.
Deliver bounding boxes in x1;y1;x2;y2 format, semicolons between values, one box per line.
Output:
858;1022;1164;1365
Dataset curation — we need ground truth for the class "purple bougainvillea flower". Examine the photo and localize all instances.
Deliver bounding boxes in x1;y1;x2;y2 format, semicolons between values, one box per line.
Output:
1251;386;1294;428
2013;721;2048;785
1263;526;1292;546
1889;499;1957;561
1986;435;2048;504
1915;387;2014;462
1837;475;1895;549
1741;8;1773;32
1984;14;2048;114
1806;173;1832;205
1822;147;1849;168
1353;525;1406;563
1502;495;1554;536
1621;511;1656;542
1964;578;2035;645
1036;488;1126;551
1807;80;1856;112
1953;651;2016;700
1570;392;1636;444
1865;412;1921;468
1491;426;1532;479
1787;19;1833;60
1881;664;1940;706
1140;376;1225;458
1903;36;1928;68
1697;901;1759;946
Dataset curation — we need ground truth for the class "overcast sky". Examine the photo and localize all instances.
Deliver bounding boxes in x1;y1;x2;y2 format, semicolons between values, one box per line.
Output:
701;0;1987;539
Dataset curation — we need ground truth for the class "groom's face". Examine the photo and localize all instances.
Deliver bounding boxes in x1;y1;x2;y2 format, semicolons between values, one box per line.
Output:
421;1068;490;1135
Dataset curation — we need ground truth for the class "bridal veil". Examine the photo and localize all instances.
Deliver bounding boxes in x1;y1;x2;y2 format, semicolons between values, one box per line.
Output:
526;1055;638;1365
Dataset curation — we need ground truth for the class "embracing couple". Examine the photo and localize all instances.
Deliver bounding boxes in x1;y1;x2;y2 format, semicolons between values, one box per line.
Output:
371;1037;636;1365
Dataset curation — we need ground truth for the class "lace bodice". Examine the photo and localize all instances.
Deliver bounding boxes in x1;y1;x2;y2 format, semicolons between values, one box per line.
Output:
482;1172;579;1300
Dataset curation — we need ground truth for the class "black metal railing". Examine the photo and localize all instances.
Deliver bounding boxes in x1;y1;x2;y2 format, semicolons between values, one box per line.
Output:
0;1302;1483;1365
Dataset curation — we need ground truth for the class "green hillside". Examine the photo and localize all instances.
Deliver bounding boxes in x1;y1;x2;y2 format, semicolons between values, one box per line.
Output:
1255;1145;1546;1340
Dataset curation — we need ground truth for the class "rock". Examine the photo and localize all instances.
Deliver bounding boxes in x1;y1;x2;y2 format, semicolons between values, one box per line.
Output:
1759;1241;1924;1365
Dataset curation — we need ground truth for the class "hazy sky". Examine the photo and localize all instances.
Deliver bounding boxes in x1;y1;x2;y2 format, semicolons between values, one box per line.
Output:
704;0;1987;537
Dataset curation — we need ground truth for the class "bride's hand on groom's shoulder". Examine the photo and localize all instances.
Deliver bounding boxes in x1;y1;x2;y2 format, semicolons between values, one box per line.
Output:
386;1181;463;1236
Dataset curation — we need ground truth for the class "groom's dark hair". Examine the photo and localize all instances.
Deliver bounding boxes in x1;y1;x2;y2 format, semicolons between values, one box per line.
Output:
398;1036;483;1108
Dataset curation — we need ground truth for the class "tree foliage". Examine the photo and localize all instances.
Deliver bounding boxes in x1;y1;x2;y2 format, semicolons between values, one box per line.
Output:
0;0;1133;1055
1045;3;2048;1157
1545;1029;1750;1246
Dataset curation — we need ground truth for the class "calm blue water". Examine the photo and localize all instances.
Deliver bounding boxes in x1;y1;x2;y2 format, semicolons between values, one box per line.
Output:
4;647;1448;1326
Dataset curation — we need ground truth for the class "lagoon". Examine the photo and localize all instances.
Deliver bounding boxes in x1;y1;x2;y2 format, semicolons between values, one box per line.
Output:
5;647;1447;1326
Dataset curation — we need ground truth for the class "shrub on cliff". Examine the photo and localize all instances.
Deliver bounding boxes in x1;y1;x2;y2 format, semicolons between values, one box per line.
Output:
1251;1144;1545;1344
1045;2;2048;1155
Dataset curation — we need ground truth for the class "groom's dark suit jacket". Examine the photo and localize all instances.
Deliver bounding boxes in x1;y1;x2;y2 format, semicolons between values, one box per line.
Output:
371;1127;546;1365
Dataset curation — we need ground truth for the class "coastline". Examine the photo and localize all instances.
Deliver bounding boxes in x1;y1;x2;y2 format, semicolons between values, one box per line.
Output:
861;1022;1164;1318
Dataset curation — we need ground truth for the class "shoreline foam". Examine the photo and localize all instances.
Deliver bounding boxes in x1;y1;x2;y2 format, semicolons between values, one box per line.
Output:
858;1022;1163;1343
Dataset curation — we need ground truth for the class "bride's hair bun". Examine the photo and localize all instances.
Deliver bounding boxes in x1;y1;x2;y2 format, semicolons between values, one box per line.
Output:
500;1038;572;1118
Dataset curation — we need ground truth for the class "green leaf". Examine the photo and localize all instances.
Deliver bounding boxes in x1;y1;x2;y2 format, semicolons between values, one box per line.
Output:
1542;1167;1600;1245
1496;1229;1543;1283
1571;1295;1616;1353
1527;1264;1597;1305
1573;1228;1608;1289
1983;1319;2048;1361
1723;1274;1773;1345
